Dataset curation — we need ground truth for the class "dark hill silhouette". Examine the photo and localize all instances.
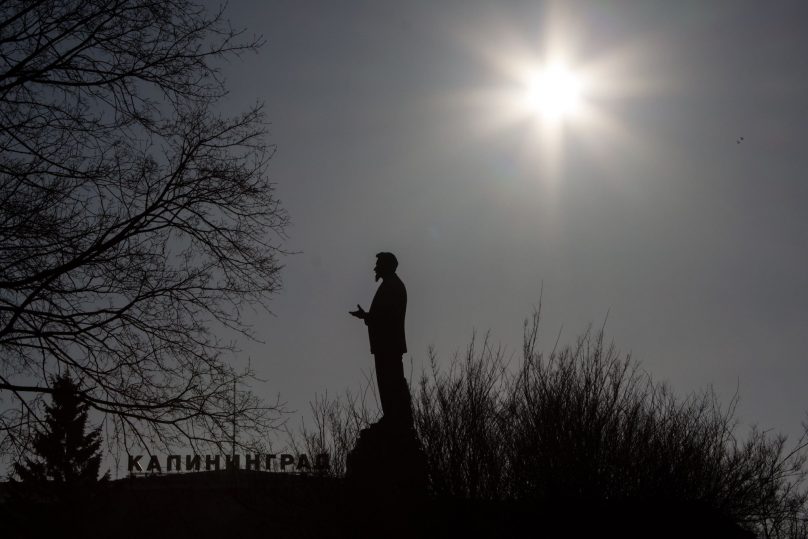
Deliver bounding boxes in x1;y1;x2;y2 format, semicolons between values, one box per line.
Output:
0;471;755;538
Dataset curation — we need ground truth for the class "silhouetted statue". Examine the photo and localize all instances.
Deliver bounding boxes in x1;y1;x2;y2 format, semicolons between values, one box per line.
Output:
347;252;425;496
350;252;413;430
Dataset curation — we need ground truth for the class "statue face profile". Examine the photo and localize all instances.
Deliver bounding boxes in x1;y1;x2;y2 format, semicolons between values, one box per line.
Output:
373;259;385;281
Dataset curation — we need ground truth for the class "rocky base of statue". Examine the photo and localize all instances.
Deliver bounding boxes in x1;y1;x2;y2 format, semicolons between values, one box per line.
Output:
346;418;427;498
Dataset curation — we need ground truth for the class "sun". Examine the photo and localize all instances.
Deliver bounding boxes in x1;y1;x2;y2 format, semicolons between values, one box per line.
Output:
448;3;654;182
528;63;583;120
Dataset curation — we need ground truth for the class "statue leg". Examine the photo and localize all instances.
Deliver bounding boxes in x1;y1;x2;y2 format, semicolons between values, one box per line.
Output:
374;353;413;428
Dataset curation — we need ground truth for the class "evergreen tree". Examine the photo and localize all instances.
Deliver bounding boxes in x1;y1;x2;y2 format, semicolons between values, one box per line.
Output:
14;374;109;485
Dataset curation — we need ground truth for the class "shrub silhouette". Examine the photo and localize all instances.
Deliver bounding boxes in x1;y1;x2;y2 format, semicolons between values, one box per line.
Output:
302;309;808;537
293;374;380;477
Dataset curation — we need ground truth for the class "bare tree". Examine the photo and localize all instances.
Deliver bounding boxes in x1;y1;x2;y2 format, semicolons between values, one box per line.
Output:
0;0;288;463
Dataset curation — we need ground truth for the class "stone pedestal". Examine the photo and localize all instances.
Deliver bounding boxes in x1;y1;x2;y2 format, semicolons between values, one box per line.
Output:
346;419;427;497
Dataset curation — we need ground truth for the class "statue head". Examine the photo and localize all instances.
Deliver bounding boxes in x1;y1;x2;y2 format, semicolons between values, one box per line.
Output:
374;252;398;281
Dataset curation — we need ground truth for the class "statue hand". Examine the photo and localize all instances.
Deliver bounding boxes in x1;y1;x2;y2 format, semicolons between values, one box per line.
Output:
349;304;367;319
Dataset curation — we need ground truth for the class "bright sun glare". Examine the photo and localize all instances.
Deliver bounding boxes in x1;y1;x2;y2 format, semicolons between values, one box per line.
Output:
528;63;582;119
455;5;648;179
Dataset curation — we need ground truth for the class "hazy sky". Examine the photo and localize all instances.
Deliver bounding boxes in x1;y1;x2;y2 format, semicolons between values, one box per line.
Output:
215;1;808;445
